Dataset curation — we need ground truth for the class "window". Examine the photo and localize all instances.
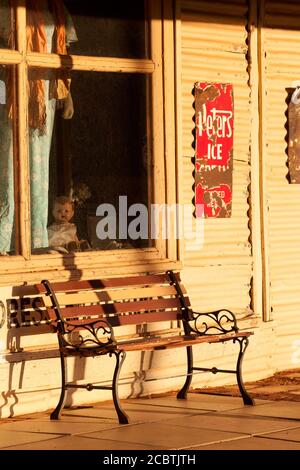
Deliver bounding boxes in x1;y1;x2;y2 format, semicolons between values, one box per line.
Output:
0;1;178;280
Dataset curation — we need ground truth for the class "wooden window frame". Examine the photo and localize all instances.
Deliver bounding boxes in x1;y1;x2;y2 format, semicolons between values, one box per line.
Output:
0;0;181;284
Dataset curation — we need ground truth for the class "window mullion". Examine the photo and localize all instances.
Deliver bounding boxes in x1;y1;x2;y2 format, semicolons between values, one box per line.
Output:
149;0;166;257
163;0;177;261
16;0;31;259
0;49;22;64
26;52;155;74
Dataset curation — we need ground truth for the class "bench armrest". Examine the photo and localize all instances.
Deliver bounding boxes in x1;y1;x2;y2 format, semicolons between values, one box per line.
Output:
183;309;238;336
58;318;117;352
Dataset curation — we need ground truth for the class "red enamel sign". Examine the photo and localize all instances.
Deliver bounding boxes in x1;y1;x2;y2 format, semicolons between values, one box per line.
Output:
288;88;300;183
194;82;233;218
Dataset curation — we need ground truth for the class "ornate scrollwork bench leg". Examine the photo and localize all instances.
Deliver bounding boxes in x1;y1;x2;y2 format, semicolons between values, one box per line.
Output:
176;305;254;405
42;279;129;424
177;334;255;405
177;346;193;400
51;350;67;420
235;336;255;405
112;350;129;424
50;349;129;424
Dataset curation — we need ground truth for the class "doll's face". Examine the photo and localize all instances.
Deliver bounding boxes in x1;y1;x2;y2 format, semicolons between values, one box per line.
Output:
53;202;74;223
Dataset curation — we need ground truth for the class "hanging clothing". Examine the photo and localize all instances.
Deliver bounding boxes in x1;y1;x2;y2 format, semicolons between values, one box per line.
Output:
0;0;77;253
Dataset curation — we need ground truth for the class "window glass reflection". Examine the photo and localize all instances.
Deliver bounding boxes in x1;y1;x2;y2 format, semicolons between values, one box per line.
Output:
26;0;77;54
26;0;147;58
0;65;17;256
0;0;14;49
28;69;150;254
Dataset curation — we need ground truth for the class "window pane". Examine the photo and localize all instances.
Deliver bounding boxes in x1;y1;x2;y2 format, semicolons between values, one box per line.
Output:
28;68;151;254
26;0;147;58
0;65;18;256
0;0;14;49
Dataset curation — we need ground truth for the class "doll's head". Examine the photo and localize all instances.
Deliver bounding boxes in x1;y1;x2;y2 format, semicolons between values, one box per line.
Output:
52;196;74;224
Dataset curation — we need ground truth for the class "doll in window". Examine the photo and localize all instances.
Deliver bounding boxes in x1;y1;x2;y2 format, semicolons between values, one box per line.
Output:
48;196;90;253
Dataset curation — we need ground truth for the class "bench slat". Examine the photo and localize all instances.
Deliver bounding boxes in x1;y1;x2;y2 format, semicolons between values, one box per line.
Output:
50;309;181;327
36;273;181;294
117;331;253;352
43;285;185;307
47;297;185;318
61;331;253;356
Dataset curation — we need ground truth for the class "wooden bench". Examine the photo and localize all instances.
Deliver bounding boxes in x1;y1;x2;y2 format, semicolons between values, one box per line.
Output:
36;270;254;424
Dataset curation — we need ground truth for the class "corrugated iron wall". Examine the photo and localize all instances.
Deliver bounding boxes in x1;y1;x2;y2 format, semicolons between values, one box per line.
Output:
263;0;300;369
180;0;253;317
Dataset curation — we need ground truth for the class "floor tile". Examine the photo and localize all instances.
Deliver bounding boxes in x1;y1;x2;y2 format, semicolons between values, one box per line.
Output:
257;427;300;442
197;436;300;450
0;429;62;449
62;406;122;420
221;401;300;420
125;394;263;412
0;418;120;435
63;402;200;423
80;422;244;448
2;435;160;450
164;412;300;435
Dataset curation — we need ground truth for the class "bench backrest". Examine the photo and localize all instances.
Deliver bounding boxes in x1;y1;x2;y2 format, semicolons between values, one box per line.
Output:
35;271;191;333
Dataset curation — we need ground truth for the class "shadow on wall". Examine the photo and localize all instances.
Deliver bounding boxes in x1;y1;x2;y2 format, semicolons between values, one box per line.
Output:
0;252;88;418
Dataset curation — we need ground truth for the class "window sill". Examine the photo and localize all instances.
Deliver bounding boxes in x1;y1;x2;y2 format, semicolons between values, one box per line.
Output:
0;248;182;285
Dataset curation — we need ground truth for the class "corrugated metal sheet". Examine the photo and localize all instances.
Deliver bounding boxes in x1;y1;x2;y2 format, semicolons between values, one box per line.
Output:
182;266;252;315
263;0;300;367
182;157;251;264
180;0;253;316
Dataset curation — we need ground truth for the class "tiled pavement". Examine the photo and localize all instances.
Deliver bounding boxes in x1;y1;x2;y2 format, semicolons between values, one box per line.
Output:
1;394;300;450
